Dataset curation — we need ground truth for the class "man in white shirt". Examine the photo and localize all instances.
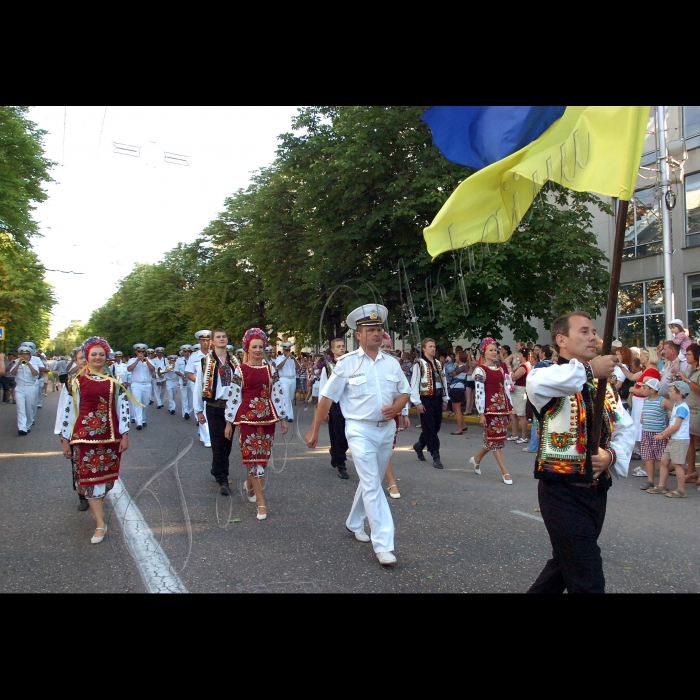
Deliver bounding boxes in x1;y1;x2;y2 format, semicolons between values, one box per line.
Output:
127;343;155;429
187;331;212;447
9;346;43;435
659;340;689;399
175;344;193;420
275;342;299;422
164;354;179;414
306;304;410;566
150;347;167;408
194;328;239;493
110;351;129;385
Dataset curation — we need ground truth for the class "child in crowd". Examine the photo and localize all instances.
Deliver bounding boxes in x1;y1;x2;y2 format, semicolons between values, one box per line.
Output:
647;380;692;498
637;377;668;491
669;318;691;361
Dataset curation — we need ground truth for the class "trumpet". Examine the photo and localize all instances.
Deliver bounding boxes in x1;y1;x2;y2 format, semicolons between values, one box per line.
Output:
21;359;28;365
156;364;175;378
142;358;148;364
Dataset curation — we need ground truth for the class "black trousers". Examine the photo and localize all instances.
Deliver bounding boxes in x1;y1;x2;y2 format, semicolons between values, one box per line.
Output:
206;404;234;484
418;394;443;456
528;480;607;594
328;401;348;467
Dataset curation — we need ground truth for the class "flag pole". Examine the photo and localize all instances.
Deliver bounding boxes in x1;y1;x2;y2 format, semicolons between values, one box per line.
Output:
589;198;629;455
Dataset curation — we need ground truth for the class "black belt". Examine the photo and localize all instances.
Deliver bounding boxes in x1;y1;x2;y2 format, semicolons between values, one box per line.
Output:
206;398;228;409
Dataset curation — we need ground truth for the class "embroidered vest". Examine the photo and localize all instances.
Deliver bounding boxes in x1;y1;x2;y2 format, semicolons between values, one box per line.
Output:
201;352;239;400
535;378;620;486
418;358;443;396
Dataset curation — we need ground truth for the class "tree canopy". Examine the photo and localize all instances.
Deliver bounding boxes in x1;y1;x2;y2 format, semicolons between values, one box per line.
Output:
86;106;613;351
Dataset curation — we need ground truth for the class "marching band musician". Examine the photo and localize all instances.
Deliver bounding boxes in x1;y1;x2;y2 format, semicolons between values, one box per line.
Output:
175;344;193;420
151;347;167;409
127;343;155;429
164;354;179;414
187;331;212;447
9;345;42;436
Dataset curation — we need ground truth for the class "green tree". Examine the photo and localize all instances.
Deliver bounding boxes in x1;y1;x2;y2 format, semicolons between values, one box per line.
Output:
45;319;87;356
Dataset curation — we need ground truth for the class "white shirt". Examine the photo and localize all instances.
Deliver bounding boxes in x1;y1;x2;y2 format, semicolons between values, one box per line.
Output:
111;361;129;384
174;357;189;384
526;358;635;477
193;354;236;414
152;355;167;380
186;350;204;376
321;348;410;422
669;401;690;440
11;356;42;384
129;358;152;383
275;353;297;378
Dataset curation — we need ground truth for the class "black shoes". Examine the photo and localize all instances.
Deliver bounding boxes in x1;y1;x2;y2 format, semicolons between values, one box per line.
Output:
432;454;444;469
136;425;142;430
78;497;89;511
219;483;231;496
413;443;426;462
157;405;162;409
184;413;190;420
149;401;153;405
142;422;147;428
18;430;27;436
288;418;294;423
338;466;349;480
169;410;175;415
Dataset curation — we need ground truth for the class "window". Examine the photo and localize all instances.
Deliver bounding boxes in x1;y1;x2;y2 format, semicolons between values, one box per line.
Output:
617;279;664;347
687;274;700;339
623;187;662;260
686;172;700;248
684;106;700;151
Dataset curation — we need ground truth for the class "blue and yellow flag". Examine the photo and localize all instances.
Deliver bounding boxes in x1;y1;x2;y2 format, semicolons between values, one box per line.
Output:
423;106;650;259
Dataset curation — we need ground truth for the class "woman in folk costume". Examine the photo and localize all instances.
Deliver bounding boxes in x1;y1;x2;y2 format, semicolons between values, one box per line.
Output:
58;336;132;543
470;337;515;485
224;328;288;520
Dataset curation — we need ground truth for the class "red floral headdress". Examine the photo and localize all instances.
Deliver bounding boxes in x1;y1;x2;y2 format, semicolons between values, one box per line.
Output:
382;331;391;343
477;336;496;366
82;336;112;359
242;327;268;352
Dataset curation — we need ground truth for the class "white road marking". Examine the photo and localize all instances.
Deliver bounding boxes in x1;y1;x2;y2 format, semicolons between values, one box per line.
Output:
510;509;544;523
108;479;188;593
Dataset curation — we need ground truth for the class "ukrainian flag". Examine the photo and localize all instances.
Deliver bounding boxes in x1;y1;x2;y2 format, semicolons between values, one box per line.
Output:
422;106;650;259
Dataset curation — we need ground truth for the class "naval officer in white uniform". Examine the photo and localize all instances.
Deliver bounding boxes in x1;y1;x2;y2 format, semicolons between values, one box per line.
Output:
175;344;193;419
275;342;299;422
306;304;410;566
186;330;212;447
127;343;155;429
9;346;41;435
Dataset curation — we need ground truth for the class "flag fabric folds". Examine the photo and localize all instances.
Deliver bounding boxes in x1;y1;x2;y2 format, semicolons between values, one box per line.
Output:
423;106;650;259
422;106;566;170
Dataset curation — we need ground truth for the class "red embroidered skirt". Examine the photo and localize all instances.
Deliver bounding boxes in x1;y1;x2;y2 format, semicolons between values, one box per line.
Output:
483;413;510;451
238;422;276;469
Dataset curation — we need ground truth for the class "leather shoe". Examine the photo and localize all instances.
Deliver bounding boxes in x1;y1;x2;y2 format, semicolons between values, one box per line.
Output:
346;525;370;542
413;443;426;462
157;405;162;409
338;466;349;480
184;413;190;420
91;525;107;544
376;551;397;565
219;483;231;496
142;422;147;427
432;454;444;469
136;425;142;430
17;430;27;436
78;497;89;512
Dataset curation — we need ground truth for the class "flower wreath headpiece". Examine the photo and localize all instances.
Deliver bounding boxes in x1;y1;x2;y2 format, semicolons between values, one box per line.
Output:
242;327;268;352
382;331;391;343
82;336;112;360
477;336;497;366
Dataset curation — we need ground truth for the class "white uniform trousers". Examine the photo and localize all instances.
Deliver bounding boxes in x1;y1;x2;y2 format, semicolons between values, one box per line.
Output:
131;382;151;426
344;419;395;553
198;400;210;444
151;378;164;406
15;384;37;432
280;377;296;420
36;380;43;408
166;381;178;411
180;381;193;417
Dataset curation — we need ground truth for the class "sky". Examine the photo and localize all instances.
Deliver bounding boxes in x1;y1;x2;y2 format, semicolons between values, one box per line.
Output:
27;106;301;336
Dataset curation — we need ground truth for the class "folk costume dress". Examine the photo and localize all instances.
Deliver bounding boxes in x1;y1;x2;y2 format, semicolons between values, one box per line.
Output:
60;371;130;498
474;363;513;451
224;360;286;476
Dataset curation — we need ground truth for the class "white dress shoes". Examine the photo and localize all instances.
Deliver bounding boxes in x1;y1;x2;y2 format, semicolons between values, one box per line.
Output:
244;480;257;502
376;551;397;565
346;526;370;542
387;484;401;499
204;441;212;448
470;456;481;475
91;525;107;544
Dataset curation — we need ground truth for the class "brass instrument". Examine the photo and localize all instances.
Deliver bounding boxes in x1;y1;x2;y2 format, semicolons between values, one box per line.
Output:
142;358;148;364
21;359;28;365
156;364;175;378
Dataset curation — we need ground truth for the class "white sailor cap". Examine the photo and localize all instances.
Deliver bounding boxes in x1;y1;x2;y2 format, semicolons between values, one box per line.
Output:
180;344;192;351
226;344;234;350
108;352;115;359
114;351;123;356
20;341;36;350
236;348;244;354
71;346;83;357
133;343;148;351
281;342;292;348
18;345;33;354
155;346;165;352
167;354;178;360
192;343;200;351
146;348;155;353
265;346;272;352
346;303;388;330
194;330;212;340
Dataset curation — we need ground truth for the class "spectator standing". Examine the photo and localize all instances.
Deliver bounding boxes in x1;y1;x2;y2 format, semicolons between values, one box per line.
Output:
676;343;700;483
523;344;554;453
636;377;668;491
507;348;530;444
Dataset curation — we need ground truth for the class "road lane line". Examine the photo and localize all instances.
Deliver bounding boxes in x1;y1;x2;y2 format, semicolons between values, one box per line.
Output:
108;479;188;594
510;509;544;522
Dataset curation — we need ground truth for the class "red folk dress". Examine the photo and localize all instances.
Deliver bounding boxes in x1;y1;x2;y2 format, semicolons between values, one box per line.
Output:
233;363;281;476
68;373;126;498
474;364;513;451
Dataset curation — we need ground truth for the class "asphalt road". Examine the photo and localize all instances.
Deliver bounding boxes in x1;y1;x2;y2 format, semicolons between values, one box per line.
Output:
1;388;699;593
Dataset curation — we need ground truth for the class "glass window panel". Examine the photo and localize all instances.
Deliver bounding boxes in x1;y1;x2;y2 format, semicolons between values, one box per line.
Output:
684;106;700;139
633;187;662;243
618;283;644;316
645;314;665;348
646;279;664;314
686;172;700;239
618;317;644;348
689;310;700;340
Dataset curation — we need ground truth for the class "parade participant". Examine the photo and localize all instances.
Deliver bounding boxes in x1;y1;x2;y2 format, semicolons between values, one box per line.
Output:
9;346;40;435
318;337;350;479
410;338;447;469
381;331;408;498
145;348;156;405
109;351;129;386
525;311;634;594
276;342;299;422
151;347;167;408
175;344;193;419
236;348;244;363
306;304;410;566
224;328;287;516
164;354;179;414
226;344;234;358
35;349;49;407
59;336;130;544
127;343;155;429
470;338;514;483
52;356;67;392
54;348;90;511
195;329;240;493
187;331;212;447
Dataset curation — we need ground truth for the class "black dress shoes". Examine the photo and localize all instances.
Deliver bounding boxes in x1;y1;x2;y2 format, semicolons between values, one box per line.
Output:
432;454;444;469
18;430;27;436
219;483;231;496
413;443;426;461
142;422;147;427
136;425;142;430
184;413;190;420
78;497;89;511
338;466;350;480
